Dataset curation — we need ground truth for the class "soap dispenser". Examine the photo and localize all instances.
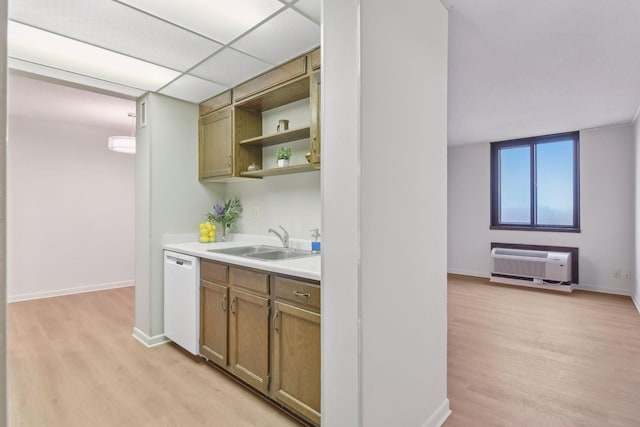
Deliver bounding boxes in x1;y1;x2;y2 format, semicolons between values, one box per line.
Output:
310;228;321;253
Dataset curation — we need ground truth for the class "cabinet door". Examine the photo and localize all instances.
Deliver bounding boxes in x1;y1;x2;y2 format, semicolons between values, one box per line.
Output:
309;72;321;167
228;288;270;393
272;301;321;425
199;107;233;179
200;281;228;367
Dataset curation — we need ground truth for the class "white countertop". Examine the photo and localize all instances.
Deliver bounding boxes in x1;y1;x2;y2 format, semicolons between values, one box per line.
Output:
163;234;321;281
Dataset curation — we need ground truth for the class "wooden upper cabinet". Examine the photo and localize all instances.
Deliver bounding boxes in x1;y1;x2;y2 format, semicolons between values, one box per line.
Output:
234;56;307;102
309;72;321;167
310;48;320;70
199;90;232;117
199;107;233;179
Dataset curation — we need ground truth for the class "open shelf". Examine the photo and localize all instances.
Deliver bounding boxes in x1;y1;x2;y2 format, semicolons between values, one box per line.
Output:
240;163;318;178
239;127;311;147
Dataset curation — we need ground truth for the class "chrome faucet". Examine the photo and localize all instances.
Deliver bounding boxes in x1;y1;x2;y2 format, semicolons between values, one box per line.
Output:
268;226;290;248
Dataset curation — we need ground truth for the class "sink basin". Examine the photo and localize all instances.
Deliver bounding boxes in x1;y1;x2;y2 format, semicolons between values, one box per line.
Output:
207;245;278;256
207;245;316;261
246;249;314;260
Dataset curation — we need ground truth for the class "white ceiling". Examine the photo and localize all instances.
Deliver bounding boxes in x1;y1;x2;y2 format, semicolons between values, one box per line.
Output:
447;0;640;145
8;1;640;145
8;0;320;104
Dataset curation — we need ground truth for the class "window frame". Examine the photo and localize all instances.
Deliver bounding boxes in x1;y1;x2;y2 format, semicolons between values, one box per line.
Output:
490;131;580;232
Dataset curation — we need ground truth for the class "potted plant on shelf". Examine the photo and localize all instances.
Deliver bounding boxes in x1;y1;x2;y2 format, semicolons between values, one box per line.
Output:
277;147;292;167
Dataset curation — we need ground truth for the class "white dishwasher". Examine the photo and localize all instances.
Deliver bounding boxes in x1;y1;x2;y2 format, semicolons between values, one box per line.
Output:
164;251;200;355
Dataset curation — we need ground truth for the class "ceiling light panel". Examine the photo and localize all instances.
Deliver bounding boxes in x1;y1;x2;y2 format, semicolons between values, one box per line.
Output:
118;0;284;44
232;9;320;65
293;0;321;24
8;22;180;91
8;58;145;99
159;75;229;104
9;0;223;71
190;48;273;87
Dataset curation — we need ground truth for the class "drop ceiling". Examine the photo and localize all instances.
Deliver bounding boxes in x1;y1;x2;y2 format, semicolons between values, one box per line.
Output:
8;0;321;104
8;0;640;147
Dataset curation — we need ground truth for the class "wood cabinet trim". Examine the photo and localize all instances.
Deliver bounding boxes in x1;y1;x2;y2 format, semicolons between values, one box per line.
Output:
234;56;307;102
199;90;232;116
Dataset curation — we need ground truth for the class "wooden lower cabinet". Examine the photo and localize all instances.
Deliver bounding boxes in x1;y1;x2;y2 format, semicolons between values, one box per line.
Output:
228;288;271;394
272;300;321;425
200;261;321;425
200;280;228;367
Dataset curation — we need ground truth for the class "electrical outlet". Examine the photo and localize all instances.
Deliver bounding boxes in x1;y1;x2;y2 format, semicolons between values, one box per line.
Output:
624;271;632;280
613;269;621;279
251;206;260;218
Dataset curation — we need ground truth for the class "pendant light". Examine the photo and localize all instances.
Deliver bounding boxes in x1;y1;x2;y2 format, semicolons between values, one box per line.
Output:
108;113;136;154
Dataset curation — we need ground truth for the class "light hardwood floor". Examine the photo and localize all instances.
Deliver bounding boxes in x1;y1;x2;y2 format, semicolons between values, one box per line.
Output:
7;287;302;427
445;275;640;427
9;278;640;426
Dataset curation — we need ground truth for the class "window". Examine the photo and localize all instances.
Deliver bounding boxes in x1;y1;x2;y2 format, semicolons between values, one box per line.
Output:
490;131;580;232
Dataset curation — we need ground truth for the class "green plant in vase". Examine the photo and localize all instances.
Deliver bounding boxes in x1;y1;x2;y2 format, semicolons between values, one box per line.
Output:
207;196;243;241
277;147;292;167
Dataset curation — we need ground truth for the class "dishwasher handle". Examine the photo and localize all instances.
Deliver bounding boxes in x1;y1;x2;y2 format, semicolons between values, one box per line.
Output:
165;253;195;270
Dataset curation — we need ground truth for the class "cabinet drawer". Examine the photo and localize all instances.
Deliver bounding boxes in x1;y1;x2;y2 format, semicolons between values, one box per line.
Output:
230;267;269;295
234;56;307;101
275;276;320;311
201;260;229;283
199;90;232;116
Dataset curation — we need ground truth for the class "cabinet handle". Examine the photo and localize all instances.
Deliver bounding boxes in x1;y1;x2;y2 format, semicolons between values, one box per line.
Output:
230;296;236;315
221;294;227;312
273;311;280;334
227;155;232;167
293;290;311;298
312;137;317;153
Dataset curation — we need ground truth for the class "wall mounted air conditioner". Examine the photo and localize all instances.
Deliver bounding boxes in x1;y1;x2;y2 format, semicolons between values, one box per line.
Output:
490;248;573;291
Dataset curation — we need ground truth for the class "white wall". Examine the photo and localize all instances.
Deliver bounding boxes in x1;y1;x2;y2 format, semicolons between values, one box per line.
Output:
448;124;635;295
322;0;361;424
0;0;8;420
7;116;135;301
226;172;320;239
633;115;640;312
359;1;450;425
134;93;224;343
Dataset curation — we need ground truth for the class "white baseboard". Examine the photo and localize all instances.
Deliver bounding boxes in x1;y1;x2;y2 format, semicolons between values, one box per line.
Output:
422;398;451;427
8;280;134;303
574;283;631;296
132;327;170;348
447;268;489;279
632;293;640;315
448;270;634;297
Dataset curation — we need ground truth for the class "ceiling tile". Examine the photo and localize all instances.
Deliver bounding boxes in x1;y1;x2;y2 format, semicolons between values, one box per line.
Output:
232;9;320;65
190;48;273;87
8;22;180;91
293;0;321;24
159;75;229;104
9;0;223;71
8;58;145;99
119;0;284;44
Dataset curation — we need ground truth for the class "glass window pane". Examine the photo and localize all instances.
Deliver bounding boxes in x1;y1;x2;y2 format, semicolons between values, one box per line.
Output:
536;140;574;226
499;146;531;224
